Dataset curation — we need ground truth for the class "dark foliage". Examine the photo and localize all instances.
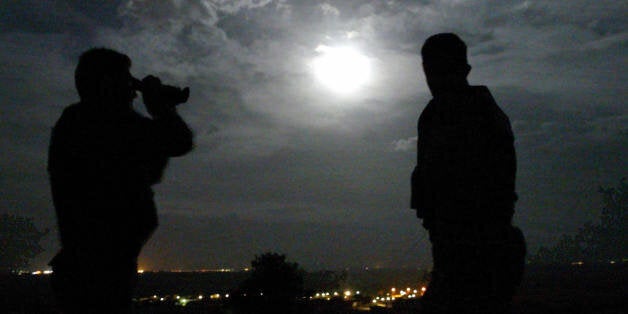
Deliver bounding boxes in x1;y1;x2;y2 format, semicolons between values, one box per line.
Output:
231;252;305;314
531;178;627;264
0;213;48;272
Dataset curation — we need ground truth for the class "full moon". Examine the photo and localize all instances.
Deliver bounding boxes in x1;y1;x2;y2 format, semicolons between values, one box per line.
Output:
312;45;371;94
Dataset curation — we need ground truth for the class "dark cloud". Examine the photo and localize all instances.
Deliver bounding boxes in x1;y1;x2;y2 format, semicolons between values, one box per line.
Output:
2;0;626;270
0;0;124;41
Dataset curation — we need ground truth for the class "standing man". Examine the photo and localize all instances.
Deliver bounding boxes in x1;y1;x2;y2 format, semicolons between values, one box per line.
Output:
411;33;526;313
48;48;193;313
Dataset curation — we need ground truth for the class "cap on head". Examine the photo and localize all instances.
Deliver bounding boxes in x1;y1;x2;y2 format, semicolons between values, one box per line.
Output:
75;48;131;101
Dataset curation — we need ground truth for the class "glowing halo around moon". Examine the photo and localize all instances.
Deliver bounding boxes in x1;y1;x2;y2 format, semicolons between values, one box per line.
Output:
311;45;371;94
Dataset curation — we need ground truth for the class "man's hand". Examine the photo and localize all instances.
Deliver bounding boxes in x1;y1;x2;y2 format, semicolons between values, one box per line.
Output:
141;75;176;118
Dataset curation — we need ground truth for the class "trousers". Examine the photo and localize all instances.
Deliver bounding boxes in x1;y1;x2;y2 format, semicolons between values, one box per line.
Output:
421;221;526;314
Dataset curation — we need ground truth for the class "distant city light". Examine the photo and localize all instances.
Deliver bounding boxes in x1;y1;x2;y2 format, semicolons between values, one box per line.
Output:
133;282;431;310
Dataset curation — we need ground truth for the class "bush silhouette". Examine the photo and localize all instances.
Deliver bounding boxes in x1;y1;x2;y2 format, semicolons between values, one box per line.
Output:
531;178;627;264
232;252;304;314
0;213;48;273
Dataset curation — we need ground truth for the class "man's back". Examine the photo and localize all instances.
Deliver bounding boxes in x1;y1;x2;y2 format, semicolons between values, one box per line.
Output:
412;85;517;223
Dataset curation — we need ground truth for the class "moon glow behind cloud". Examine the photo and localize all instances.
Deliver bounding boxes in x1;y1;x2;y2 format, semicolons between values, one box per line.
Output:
312;45;371;94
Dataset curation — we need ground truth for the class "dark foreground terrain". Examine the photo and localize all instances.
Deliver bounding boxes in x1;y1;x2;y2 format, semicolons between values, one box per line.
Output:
2;264;626;313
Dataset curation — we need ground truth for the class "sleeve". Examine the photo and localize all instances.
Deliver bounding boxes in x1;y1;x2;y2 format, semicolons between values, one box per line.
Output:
485;97;518;211
411;103;432;218
469;87;517;219
124;111;194;184
147;111;194;157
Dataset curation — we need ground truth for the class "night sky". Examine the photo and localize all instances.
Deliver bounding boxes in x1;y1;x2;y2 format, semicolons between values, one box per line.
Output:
1;1;626;271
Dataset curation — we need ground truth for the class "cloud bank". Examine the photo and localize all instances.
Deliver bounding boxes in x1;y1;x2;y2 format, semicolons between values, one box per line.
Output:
0;0;625;270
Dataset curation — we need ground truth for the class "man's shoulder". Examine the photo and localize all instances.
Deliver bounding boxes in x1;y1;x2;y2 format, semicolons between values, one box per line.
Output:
469;85;491;95
53;103;84;128
58;103;149;121
468;86;514;137
419;98;437;117
468;86;508;116
58;102;82;117
467;85;495;107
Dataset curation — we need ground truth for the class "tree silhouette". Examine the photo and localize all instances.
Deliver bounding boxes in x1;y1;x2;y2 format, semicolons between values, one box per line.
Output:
0;213;48;273
531;178;627;264
232;252;305;314
594;178;627;261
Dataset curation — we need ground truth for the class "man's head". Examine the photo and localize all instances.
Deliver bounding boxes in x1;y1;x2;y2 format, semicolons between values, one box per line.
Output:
75;48;136;107
421;33;471;97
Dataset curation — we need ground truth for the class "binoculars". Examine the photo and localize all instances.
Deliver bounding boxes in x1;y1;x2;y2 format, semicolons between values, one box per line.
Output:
131;77;190;104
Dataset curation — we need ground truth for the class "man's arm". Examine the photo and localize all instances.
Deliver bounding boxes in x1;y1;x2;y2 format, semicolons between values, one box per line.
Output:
116;76;194;185
411;102;433;219
150;112;194;157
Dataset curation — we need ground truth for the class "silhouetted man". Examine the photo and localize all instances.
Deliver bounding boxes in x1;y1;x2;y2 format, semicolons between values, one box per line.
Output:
48;48;193;313
411;33;526;313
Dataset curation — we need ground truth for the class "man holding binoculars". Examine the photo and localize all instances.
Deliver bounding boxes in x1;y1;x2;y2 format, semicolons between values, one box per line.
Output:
48;48;193;313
